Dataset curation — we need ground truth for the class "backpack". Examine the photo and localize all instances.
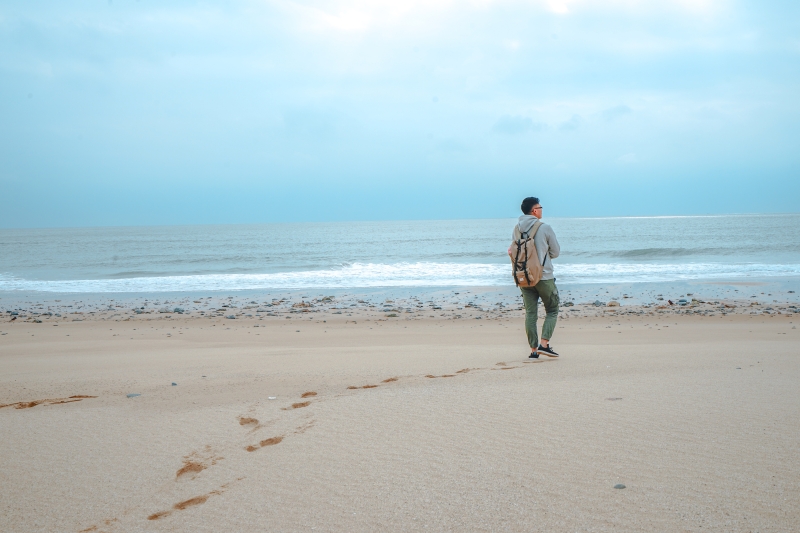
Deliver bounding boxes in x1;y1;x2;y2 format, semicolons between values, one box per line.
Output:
508;221;546;287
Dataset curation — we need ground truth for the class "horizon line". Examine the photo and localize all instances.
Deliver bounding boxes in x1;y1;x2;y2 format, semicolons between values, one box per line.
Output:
1;211;798;231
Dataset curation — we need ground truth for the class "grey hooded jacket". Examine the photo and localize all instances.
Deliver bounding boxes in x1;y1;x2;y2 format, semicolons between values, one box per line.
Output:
512;215;561;281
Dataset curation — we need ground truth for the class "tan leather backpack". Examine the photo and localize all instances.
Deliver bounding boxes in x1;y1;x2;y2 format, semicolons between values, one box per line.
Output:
508;221;546;287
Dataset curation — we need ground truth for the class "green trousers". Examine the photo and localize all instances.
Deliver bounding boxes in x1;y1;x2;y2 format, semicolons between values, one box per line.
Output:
520;278;559;349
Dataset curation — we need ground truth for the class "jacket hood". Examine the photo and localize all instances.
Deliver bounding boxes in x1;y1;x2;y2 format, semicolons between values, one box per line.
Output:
517;214;539;235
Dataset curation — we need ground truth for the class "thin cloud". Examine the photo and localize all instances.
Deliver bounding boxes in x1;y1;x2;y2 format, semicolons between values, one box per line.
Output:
559;114;583;131
601;104;632;121
436;138;470;152
492;115;545;135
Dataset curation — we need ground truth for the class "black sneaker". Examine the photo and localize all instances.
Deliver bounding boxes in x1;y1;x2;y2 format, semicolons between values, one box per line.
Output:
537;345;559;358
529;351;539;359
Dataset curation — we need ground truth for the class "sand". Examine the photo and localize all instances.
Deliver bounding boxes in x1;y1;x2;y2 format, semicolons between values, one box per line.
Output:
1;297;799;532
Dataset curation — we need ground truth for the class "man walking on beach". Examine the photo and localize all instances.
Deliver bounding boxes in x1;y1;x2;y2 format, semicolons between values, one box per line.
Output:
513;197;561;358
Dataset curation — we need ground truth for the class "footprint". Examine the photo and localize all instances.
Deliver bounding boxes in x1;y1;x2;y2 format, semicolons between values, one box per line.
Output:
361;385;378;389
425;375;437;379
148;481;239;520
238;417;258;426
294;420;315;434
495;362;507;366
147;493;211;521
14;400;46;409
291;401;310;409
0;395;98;410
381;377;398;383
260;436;283;446
175;449;223;480
440;375;455;378
245;435;284;452
80;515;119;531
300;391;317;398
174;494;212;510
455;368;471;374
175;461;205;479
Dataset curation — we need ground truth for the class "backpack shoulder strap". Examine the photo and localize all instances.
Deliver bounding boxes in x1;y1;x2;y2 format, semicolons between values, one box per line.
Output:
518;220;543;240
529;221;543;239
531;221;548;265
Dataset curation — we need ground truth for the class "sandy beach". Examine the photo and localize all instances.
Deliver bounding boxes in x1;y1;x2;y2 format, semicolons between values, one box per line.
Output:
5;0;800;530
1;290;798;532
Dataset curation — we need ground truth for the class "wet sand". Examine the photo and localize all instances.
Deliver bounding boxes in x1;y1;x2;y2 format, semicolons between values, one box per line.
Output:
1;293;799;532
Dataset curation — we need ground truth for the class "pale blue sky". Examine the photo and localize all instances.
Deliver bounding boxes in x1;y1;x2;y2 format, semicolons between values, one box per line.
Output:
1;0;798;227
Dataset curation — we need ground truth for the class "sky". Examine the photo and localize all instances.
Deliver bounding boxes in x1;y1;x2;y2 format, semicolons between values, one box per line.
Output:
1;0;798;227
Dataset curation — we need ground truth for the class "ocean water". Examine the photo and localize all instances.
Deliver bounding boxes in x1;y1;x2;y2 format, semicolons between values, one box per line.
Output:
1;214;799;293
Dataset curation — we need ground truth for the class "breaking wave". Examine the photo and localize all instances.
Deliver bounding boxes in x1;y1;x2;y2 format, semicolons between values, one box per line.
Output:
2;261;800;293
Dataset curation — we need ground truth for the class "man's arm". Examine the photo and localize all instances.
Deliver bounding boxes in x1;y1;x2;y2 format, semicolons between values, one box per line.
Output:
546;226;560;259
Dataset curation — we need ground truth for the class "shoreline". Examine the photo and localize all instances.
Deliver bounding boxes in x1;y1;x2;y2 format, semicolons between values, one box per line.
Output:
1;278;798;327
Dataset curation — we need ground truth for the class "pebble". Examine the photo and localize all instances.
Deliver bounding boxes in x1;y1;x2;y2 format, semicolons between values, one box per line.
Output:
268;396;277;400
613;484;626;489
126;393;141;398
171;382;177;386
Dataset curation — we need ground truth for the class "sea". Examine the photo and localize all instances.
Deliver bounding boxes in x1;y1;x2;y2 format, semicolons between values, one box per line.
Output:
1;214;799;294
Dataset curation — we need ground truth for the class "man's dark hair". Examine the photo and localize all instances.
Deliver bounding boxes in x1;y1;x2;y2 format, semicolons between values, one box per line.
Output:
521;197;539;215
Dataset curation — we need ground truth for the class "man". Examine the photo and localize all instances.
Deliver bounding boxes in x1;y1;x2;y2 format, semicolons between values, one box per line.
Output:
513;197;561;358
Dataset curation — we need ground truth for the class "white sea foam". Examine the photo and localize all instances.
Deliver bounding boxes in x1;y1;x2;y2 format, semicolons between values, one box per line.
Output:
2;262;800;293
558;262;800;284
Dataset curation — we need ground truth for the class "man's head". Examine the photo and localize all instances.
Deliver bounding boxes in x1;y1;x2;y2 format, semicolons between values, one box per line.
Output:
521;197;542;219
